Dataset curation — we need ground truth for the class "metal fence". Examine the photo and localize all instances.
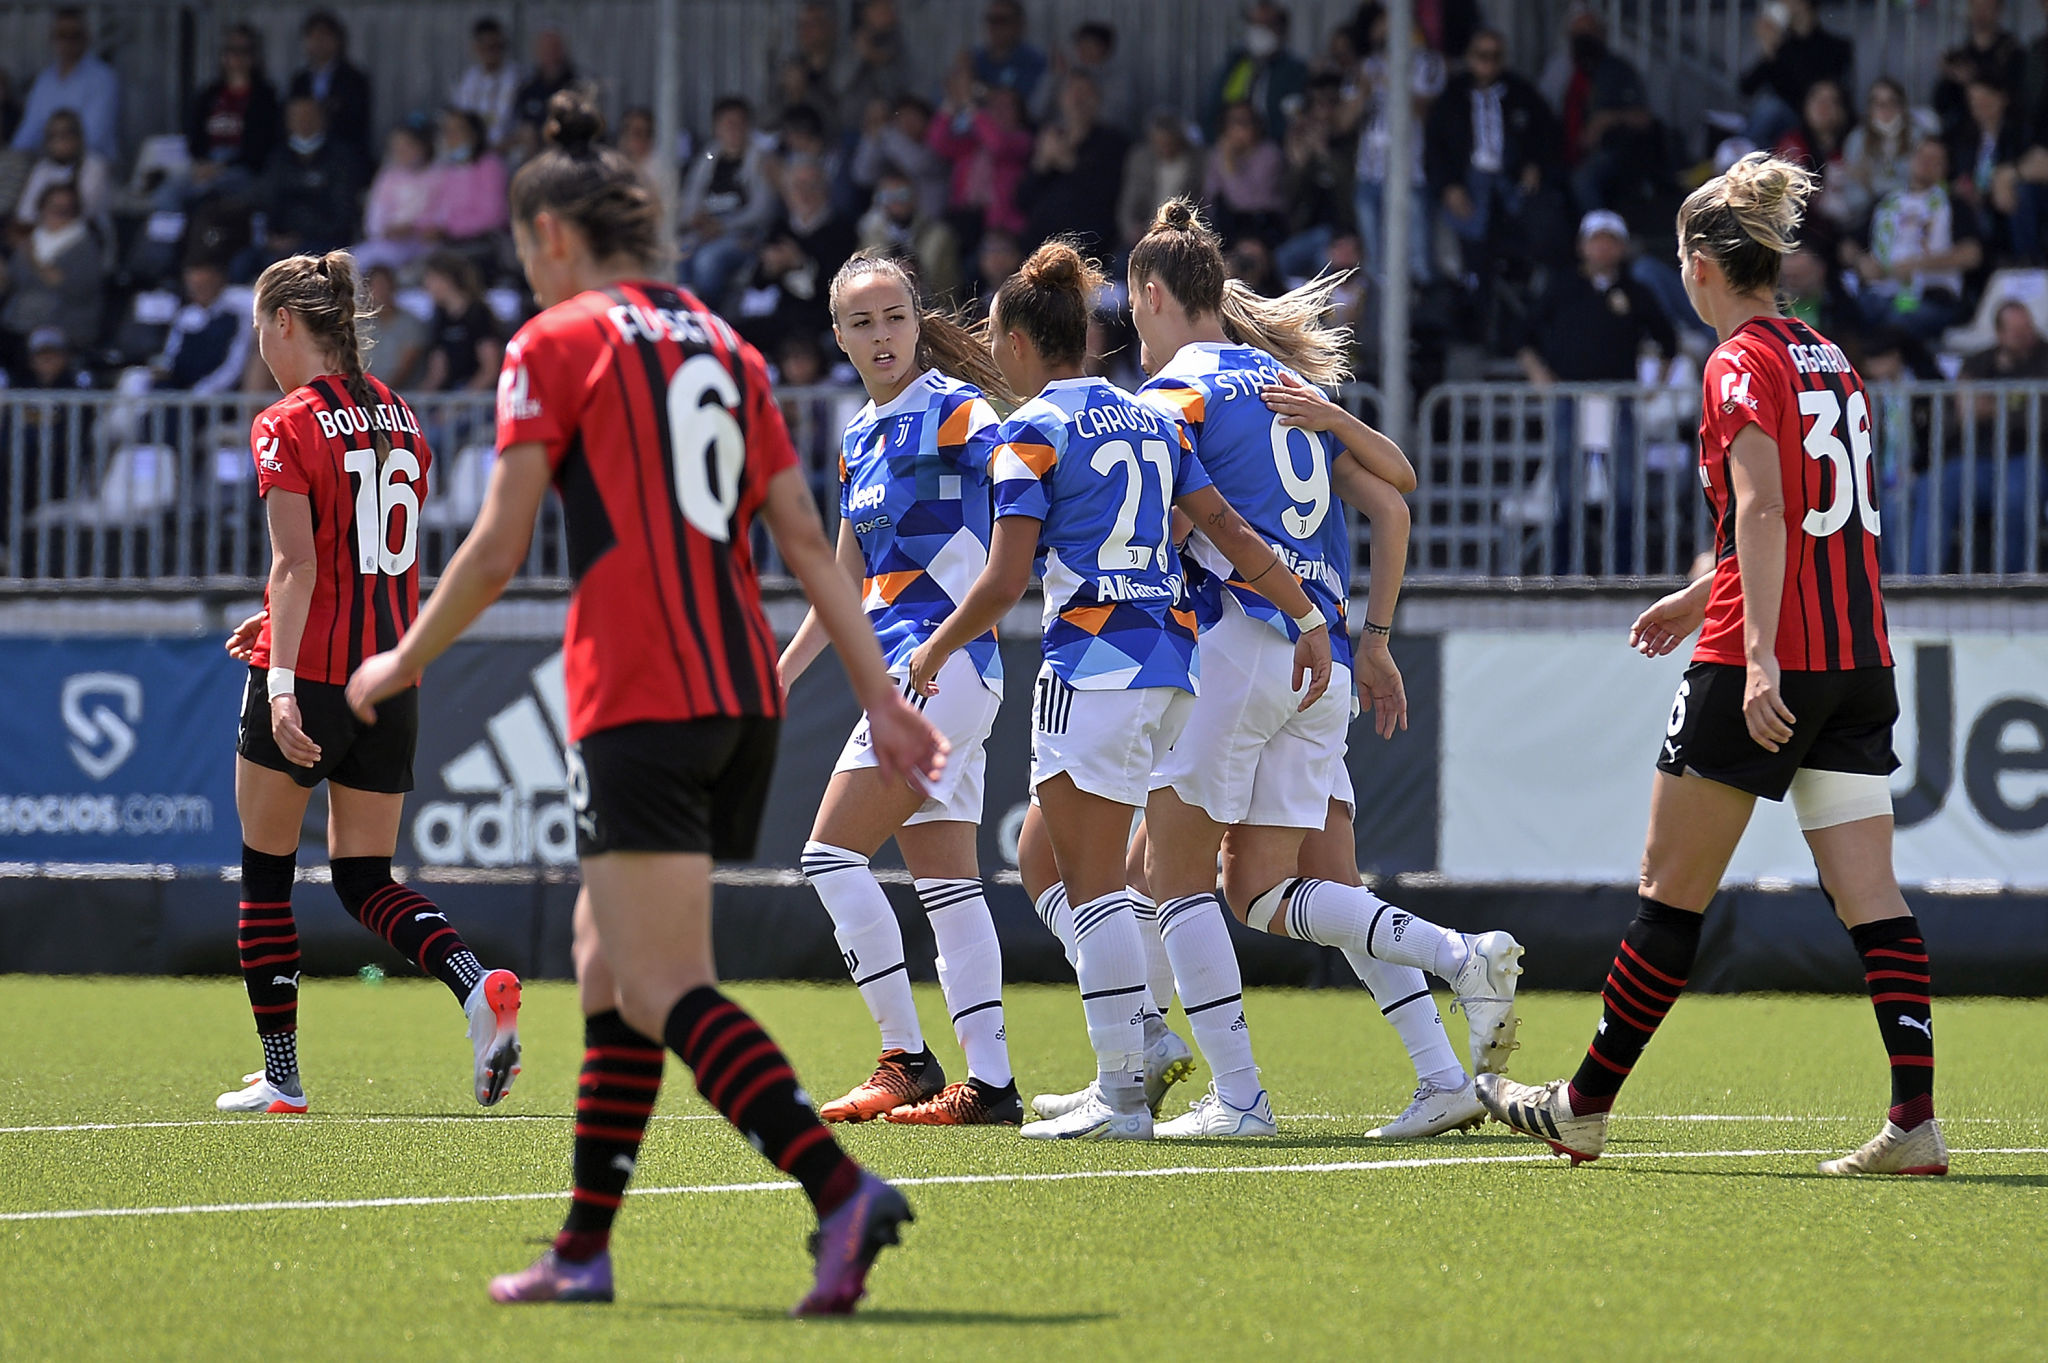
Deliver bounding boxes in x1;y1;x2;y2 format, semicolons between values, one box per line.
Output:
2;378;2042;590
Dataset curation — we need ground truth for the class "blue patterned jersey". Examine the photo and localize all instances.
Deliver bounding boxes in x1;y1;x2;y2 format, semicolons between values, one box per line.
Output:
1139;342;1353;670
992;377;1209;692
840;369;1002;694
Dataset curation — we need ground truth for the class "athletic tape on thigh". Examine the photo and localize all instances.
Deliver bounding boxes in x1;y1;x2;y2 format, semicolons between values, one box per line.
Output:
1788;769;1894;831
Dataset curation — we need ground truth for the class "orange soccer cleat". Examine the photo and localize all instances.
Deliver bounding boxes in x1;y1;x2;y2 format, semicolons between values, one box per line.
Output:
885;1079;1024;1126
819;1048;944;1122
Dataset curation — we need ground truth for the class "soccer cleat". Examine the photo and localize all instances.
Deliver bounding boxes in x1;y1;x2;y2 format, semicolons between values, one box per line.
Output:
1155;1083;1278;1138
820;1048;945;1123
1030;1081;1099;1122
488;1248;615;1303
465;969;523;1106
1365;1074;1486;1139
1031;1025;1198;1120
1817;1118;1949;1176
215;1071;308;1114
1449;931;1525;1075
1475;1073;1607;1165
884;1078;1024;1125
1019;1091;1153;1140
792;1171;914;1316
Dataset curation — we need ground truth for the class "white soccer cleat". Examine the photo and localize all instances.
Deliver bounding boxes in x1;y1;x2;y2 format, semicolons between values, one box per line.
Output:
1450;931;1525;1075
1155;1084;1278;1138
1365;1074;1486;1138
1475;1073;1606;1165
465;969;523;1106
1033;1025;1199;1120
1818;1118;1948;1176
1019;1092;1153;1140
1030;1081;1099;1121
216;1072;308;1114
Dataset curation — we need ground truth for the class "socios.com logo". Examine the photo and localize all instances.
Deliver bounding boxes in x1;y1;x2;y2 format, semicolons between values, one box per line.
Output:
61;672;141;781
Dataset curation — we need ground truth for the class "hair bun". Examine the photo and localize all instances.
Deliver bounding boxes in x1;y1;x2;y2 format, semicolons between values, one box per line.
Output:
1155;197;1200;233
545;90;605;154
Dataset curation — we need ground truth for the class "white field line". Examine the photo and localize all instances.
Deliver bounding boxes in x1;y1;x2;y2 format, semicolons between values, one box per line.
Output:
4;1147;2045;1225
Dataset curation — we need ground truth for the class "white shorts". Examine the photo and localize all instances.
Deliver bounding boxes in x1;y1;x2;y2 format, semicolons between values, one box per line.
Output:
1330;748;1355;821
1152;604;1352;830
1030;664;1195;809
833;649;1000;824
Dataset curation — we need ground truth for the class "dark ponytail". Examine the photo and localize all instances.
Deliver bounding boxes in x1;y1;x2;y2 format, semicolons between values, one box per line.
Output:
992;238;1104;367
255;249;391;465
509;89;665;271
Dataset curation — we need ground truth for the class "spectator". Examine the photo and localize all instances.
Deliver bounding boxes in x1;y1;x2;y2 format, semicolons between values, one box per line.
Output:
1426;27;1556;284
851;93;949;223
1839;77;1938;227
10;7;120;161
1118;111;1203;251
259;95;367;260
616;107;680;227
426;108;510;252
362;264;427;390
512;29;581;138
735;159;855;357
1947;79;2025;259
1736;0;1854;148
1022;72;1129;252
0;181;102;353
679;96;779;306
450;17;523;150
355;125;441;273
836;0;909;131
771;2;841;136
1348;3;1443;283
1842;138;1981;344
1226;235;1281;296
286;11;372;159
968;227;1023;315
1274;73;1355;285
774;104;844;192
1203;101;1286;249
928;75;1033;249
1203;1;1309;143
1918;298;2048;573
968;0;1049;106
1935;0;2024;142
1034;22;1132;132
856;167;962;302
0;326;92;567
1776;79;1854;246
13;109;112;247
154;256;248;393
420;251;502;392
1517;210;1676;574
1778;246;1862;352
1554;10;1658;214
181;24;282;204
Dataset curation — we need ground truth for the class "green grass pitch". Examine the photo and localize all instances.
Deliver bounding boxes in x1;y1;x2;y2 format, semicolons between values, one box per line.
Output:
1;976;2043;1361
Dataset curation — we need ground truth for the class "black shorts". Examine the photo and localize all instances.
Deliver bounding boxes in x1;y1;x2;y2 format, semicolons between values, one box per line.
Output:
569;717;779;859
1655;661;1899;801
236;664;418;793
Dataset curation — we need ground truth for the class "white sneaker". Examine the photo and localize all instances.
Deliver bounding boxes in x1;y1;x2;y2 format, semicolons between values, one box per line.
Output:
216;1071;308;1114
464;969;523;1106
1365;1074;1485;1138
1032;1026;1199;1120
1155;1084;1278;1137
1450;931;1525;1075
1019;1092;1153;1140
1030;1081;1100;1121
1818;1118;1948;1176
1474;1073;1606;1164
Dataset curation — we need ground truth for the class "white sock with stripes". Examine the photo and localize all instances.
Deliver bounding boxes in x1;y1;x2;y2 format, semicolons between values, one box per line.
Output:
1032;882;1078;968
917;877;1011;1087
1158;893;1259;1108
1344;951;1466;1089
1070;891;1148;1114
801;841;923;1055
1129;891;1177;1015
1288;878;1469;981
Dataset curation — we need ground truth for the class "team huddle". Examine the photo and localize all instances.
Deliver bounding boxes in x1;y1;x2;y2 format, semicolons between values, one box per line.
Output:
216;88;1948;1318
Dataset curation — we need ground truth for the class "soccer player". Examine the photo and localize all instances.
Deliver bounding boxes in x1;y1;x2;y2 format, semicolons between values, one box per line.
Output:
907;239;1332;1141
1126;199;1524;1137
218;250;522;1116
779;251;1022;1126
1476;154;1943;1177
348;93;946;1312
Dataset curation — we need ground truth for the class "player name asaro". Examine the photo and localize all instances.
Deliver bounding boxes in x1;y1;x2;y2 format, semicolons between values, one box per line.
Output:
312;402;422;441
1787;341;1852;375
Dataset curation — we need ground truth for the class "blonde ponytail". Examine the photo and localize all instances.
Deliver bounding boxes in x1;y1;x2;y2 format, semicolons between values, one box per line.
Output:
1217;273;1355;387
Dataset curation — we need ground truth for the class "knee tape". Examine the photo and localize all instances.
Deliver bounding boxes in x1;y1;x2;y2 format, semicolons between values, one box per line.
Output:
1789;769;1893;831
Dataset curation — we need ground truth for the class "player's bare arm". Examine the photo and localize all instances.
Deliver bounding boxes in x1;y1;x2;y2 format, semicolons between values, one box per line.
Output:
1175;483;1332;711
1729;423;1796;751
262;489;321;767
1332;460;1411;738
1260;369;1417;494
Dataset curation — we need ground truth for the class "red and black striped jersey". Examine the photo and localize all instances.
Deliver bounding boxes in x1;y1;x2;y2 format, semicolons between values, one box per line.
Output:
250;374;430;685
1694;316;1891;672
495;281;794;743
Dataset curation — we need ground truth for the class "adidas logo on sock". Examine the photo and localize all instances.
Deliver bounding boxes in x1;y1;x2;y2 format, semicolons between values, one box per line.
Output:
1231;1013;1248;1032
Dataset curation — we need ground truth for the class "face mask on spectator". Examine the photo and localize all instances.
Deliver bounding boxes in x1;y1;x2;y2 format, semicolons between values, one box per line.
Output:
289;132;327;156
1871;110;1904;137
1245;24;1280;58
441;140;475;164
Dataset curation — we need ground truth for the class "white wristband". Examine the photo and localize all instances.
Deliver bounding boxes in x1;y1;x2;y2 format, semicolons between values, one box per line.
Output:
1290;603;1328;634
267;667;297;700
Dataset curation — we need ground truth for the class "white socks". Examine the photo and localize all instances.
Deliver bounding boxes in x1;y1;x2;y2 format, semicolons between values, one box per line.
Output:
916;877;1012;1088
1070;891;1149;1114
802;841;923;1055
1130;891;1177;1015
1032;882;1079;968
1286;878;1469;982
1345;950;1466;1089
1158;893;1260;1108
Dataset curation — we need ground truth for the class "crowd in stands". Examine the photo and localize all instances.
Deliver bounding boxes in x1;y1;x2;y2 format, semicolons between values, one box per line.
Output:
0;0;2044;573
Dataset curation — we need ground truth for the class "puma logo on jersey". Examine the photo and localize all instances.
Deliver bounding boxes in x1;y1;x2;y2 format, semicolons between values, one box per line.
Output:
1898;1015;1933;1040
413;911;447;923
272;973;300;988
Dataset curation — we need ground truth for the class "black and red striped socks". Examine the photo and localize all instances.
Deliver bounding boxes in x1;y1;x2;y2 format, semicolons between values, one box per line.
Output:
1568;897;1702;1116
1850;915;1936;1129
238;844;301;1089
662;986;860;1217
554;1010;665;1263
331;856;485;1004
